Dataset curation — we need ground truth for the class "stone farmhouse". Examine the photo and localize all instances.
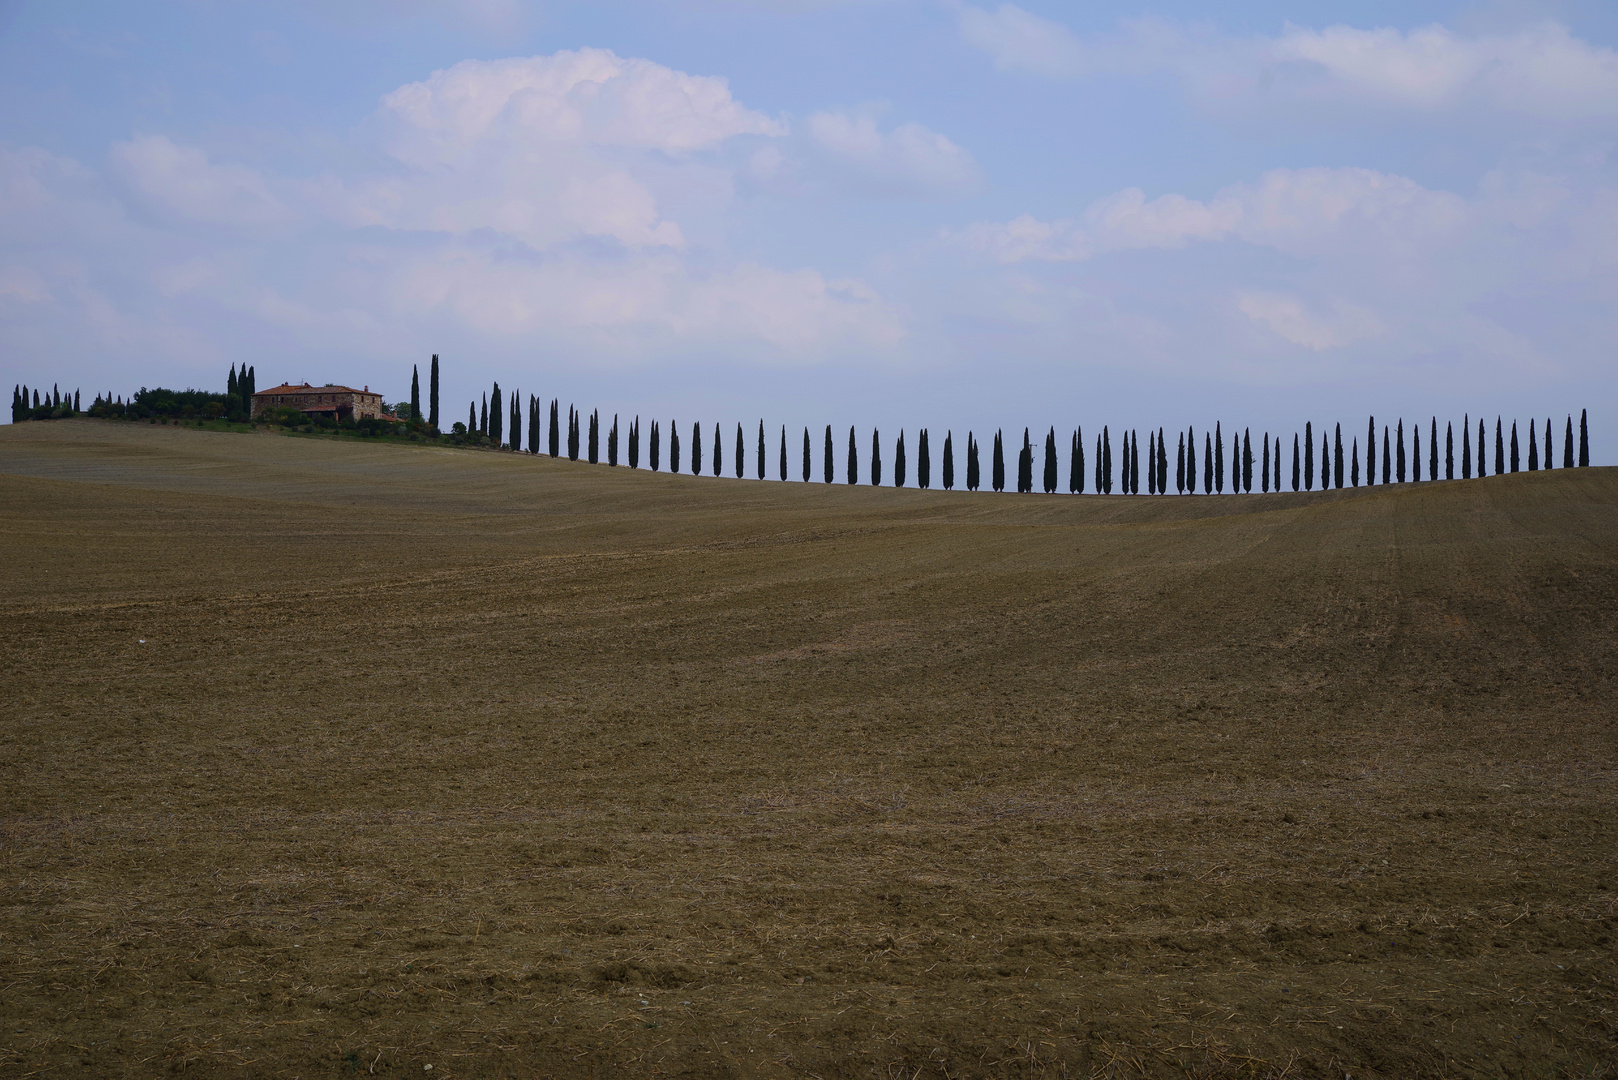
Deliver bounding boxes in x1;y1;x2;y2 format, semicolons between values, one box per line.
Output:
251;383;396;423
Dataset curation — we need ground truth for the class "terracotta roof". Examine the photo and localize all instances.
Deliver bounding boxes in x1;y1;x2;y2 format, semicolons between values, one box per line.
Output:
253;383;377;397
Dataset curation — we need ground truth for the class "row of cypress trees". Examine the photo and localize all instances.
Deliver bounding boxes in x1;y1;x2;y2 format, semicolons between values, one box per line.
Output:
454;378;1598;492
11;384;82;422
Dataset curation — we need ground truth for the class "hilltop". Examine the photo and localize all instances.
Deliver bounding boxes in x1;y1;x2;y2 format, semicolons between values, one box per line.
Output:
1;419;1615;1078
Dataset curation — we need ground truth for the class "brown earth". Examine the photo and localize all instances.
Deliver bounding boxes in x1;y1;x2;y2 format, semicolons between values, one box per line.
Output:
1;418;1615;1079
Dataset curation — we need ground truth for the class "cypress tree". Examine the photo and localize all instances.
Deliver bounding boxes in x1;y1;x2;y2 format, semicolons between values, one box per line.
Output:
512;391;522;449
1178;432;1188;493
1445;421;1454;479
1351;438;1360;486
1429;418;1438;481
944;431;956;490
802;427;810;482
1366;416;1376;485
588;409;599;463
779;425;787;481
1333;424;1343;489
1243;429;1254;492
1291;433;1300;491
1475;417;1484;476
1461;415;1471;478
1302;422;1313;490
228;364;238;403
713;422;722;476
245;366;256;411
671;421;681;473
410;365;421;423
1215;423;1226;493
871;428;883;486
1411;421;1420;481
528;396;539;453
1146;431;1157;495
1580;409;1589;466
920;428;932;489
1042;428;1056;493
1131;430;1141;495
491;384;503;444
479;394;488;437
1096;433;1105;494
735;423;743;479
1384;426;1392;484
1527;420;1538;470
629;416;639;467
609;414;619;466
469;402;476;434
1204;431;1214;494
1542;418;1552;468
1493;417;1503;476
429;354;440;430
895;429;907;487
1259;433;1268;493
1235;433;1243;492
968;432;980;491
1564;415;1574;468
693;422;703;475
757;421;765;480
823;425;833;483
1396;419;1406;482
1186;427;1197;494
846;425;857;485
1159;428;1168;495
1321;440;1329;490
1118;429;1128;493
1509;421;1519;472
549;400;560;457
1018;428;1032;493
992;430;1005;493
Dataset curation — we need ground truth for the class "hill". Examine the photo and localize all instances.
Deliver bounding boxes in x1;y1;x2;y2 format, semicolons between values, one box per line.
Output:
2;419;1615;1078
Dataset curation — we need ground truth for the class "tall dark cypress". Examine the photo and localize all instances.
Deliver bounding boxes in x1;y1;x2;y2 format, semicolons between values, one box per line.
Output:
1333;424;1343;489
757;421;765;480
1043;428;1057;494
1445;421;1454;479
1477;417;1486;476
1396;419;1406;482
1260;434;1269;493
1214;422;1225;493
629;416;639;467
1461;415;1471;478
671;421;681;473
609;414;619;466
1351;438;1360;486
529;396;539;453
1118;429;1129;493
1564;415;1574;468
1131;431;1141;495
469;402;477;434
1321;441;1329;490
871;428;883;486
1544;418;1554;468
1235;433;1243;493
692;421;703;475
1302;422;1313;490
410;365;421;423
1384;426;1392;484
491;383;502;444
846;425;857;485
1366;416;1376;485
823;425;833;483
1411;422;1421;481
1275;436;1283;491
1204;432;1214;494
588;409;599;464
1177;432;1187;493
548;400;559;457
1096;433;1105;494
895;429;907;487
429;355;440;430
1146;431;1157;495
1017;429;1032;494
1493;417;1503;476
735;423;744;479
992;430;1006;493
1291;433;1300;491
479;394;488;437
1186;427;1197;494
228;364;238;404
920;428;932;489
651;419;661;471
245;366;255;412
1158;428;1168;495
1429;418;1438;481
509;391;520;450
779;425;787;481
802;427;811;482
1242;429;1253;492
1509;421;1519;472
713;422;722;477
968;432;980;491
1527;420;1538;471
1580;409;1589;466
944;431;955;490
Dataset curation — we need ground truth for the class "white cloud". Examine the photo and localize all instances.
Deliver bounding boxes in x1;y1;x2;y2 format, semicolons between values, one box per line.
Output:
1236;291;1384;351
956;6;1618;121
110;136;292;227
805;111;980;197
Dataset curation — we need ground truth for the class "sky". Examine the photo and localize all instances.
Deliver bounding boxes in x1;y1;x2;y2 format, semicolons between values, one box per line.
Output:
2;0;1614;462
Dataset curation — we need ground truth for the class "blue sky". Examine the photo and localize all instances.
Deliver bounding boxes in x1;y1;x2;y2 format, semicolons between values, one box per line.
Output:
2;0;1614;462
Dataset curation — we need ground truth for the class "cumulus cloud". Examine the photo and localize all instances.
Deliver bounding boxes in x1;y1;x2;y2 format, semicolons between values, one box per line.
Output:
805;111;980;197
111;136;292;227
956;5;1618;121
1235;292;1384;351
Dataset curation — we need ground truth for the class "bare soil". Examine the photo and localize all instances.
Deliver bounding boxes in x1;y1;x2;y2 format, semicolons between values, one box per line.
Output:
1;419;1615;1078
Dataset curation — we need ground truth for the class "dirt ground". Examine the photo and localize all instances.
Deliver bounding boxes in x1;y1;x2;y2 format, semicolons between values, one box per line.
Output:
1;418;1614;1079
